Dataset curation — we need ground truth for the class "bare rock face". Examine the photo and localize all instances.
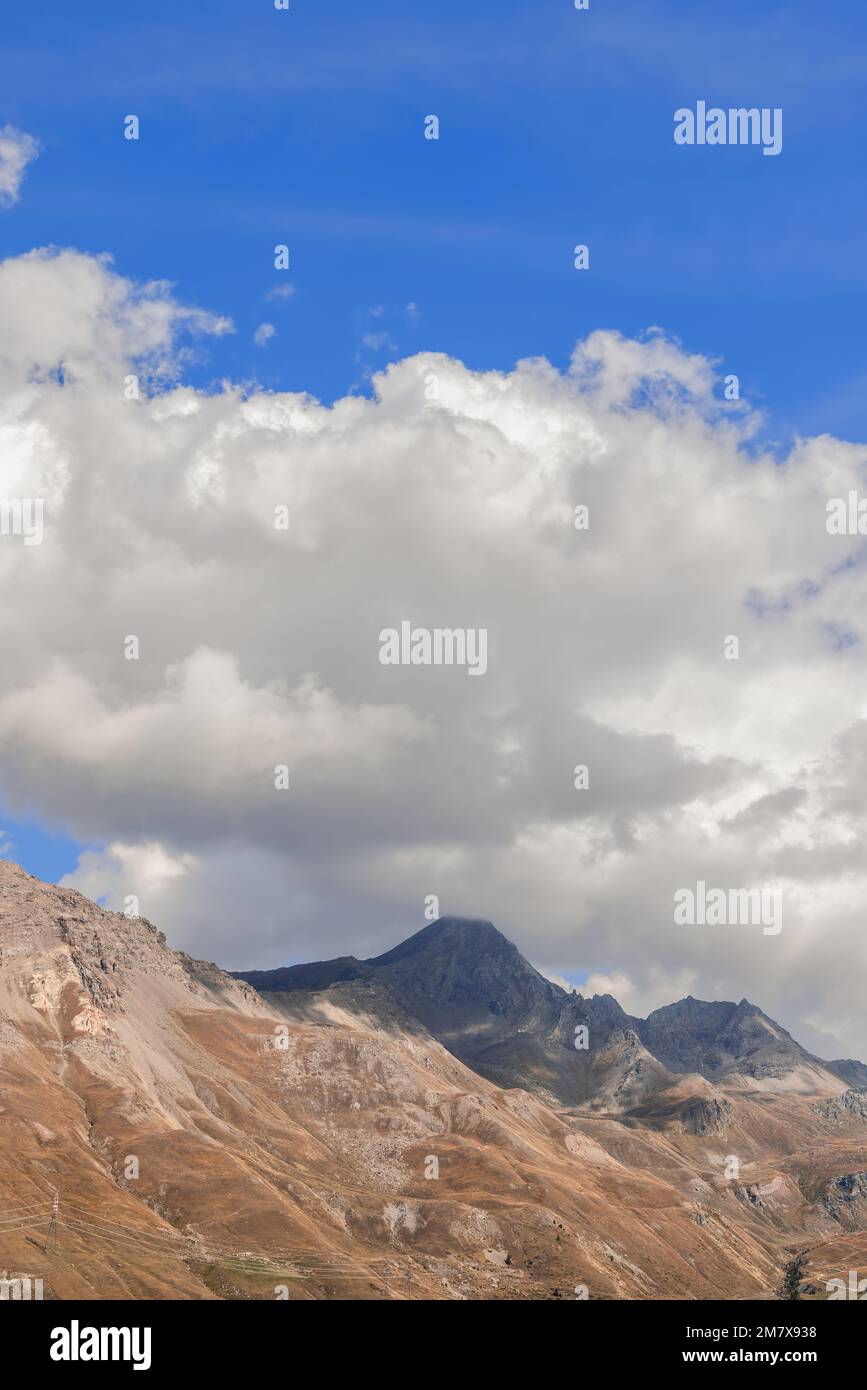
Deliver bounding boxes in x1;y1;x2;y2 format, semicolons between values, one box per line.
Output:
820;1172;867;1229
815;1090;867;1124
637;996;833;1087
679;1096;734;1136
0;860;253;1026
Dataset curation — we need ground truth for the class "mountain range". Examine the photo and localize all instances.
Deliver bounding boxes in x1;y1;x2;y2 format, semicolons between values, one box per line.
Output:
235;915;867;1109
2;865;866;1301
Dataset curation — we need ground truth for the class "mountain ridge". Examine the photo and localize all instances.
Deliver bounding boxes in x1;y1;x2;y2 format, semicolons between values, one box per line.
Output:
234;914;862;1107
3;864;867;1301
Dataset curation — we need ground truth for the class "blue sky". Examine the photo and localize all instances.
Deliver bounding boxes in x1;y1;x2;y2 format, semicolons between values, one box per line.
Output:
2;0;867;888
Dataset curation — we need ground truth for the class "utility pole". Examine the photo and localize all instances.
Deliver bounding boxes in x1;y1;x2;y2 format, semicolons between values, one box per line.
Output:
46;1189;59;1255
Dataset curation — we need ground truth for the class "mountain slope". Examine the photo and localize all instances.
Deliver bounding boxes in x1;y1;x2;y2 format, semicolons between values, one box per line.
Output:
0;865;776;1299
3;870;866;1301
236;916;852;1108
240;918;679;1110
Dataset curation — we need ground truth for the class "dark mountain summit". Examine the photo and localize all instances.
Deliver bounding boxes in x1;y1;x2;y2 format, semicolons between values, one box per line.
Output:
235;916;863;1110
637;996;811;1081
242;916;551;995
368;917;563;1032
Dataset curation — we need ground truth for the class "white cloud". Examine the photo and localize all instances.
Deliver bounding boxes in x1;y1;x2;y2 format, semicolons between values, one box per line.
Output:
360;330;397;352
0;247;866;1058
254;322;276;347
0;247;232;384
264;283;295;303
0;126;39;208
536;967;577;993
580;968;701;1018
70;841;195;912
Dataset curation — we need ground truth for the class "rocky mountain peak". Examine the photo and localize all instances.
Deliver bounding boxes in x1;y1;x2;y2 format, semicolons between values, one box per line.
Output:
366;915;524;974
234;916;861;1107
0;858;258;1039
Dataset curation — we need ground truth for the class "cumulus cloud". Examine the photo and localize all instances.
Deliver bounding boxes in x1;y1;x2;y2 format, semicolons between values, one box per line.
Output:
0;247;232;386
0;126;39;208
1;246;866;1059
254;322;276;347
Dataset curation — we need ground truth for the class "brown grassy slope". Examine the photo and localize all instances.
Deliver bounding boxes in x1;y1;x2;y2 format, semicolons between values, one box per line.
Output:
1;861;864;1300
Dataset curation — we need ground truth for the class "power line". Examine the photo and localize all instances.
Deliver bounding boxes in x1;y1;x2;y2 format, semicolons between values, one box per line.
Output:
0;1220;52;1258
0;1200;50;1223
62;1206;190;1247
60;1219;404;1285
60;1201;380;1268
2;1194;415;1292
